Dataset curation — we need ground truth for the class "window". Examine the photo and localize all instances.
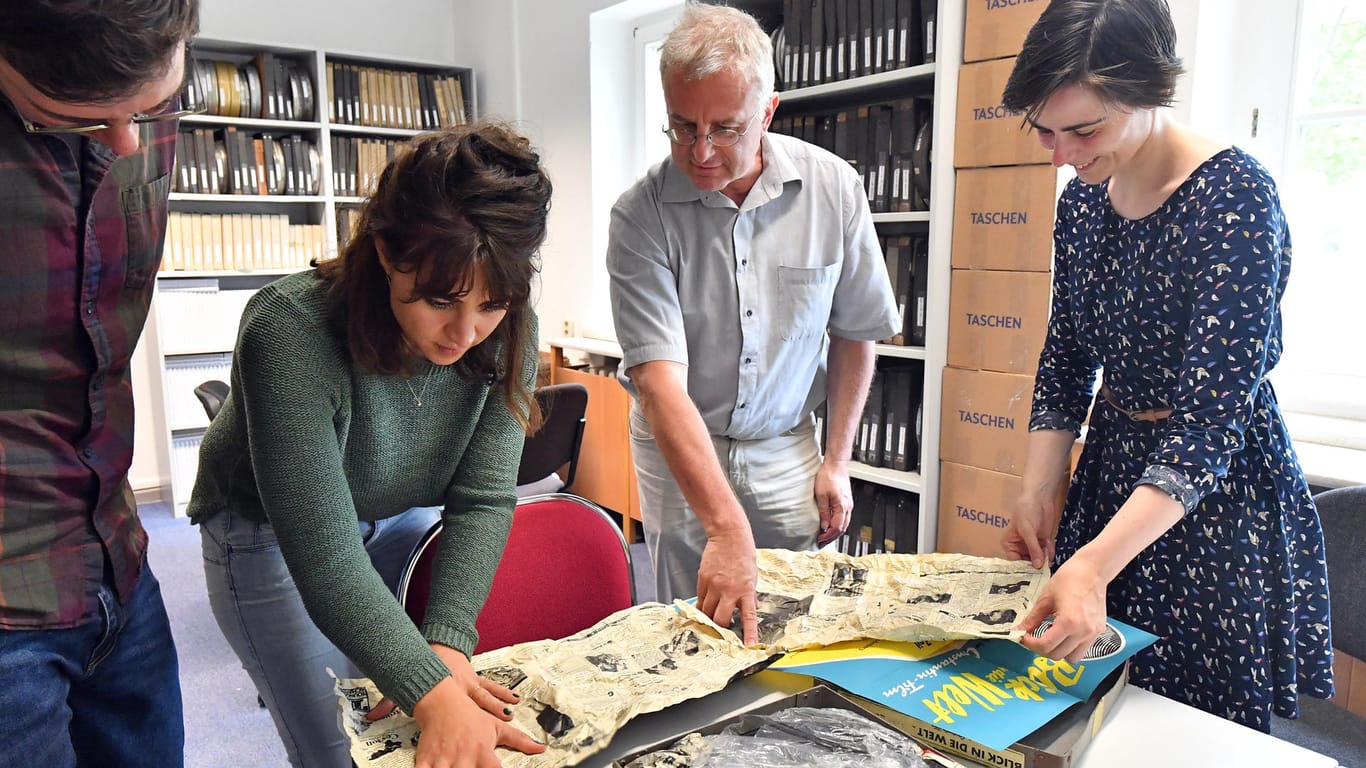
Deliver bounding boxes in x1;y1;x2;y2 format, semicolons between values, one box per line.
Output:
1269;0;1366;453
635;15;676;177
586;1;682;341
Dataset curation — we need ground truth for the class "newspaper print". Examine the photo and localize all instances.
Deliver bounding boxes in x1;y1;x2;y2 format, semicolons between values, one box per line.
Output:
336;550;1047;767
748;549;1047;650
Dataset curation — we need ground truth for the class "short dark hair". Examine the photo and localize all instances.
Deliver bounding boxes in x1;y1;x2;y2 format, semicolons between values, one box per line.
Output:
0;0;199;104
318;121;553;432
1002;0;1184;122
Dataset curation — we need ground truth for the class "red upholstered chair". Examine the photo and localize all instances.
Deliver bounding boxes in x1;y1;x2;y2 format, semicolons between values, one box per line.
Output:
397;493;636;655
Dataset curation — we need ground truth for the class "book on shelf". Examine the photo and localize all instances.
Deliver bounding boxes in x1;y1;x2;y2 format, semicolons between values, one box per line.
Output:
162;212;323;272
908;234;929;346
840;480;919;555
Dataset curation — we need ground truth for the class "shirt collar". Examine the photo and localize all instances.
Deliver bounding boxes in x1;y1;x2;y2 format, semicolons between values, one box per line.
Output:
659;133;804;209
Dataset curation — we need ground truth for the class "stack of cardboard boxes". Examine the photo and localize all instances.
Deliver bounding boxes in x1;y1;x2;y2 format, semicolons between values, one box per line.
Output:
935;1;1060;558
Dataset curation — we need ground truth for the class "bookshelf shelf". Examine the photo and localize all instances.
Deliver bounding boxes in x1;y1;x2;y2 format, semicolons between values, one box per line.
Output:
169;193;326;204
328;124;424;139
163;346;236;357
182;114;322;132
874;344;926;360
780;62;936;109
871;211;930;224
170;423;210;436
848;463;922;493
158;267;309;279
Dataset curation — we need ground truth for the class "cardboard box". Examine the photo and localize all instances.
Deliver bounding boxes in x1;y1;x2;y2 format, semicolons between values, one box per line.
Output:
936;461;1022;558
954;58;1051;168
952;164;1060;272
965;0;1049;63
947;269;1051;375
855;664;1130;768
940;366;1034;474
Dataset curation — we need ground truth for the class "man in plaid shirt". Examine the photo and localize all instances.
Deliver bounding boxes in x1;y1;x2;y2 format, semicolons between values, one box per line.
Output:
0;2;199;765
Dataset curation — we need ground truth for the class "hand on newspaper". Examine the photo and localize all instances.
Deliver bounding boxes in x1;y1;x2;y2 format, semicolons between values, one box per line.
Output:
1015;555;1108;665
813;460;854;546
363;676;518;724
403;644;546;766
697;528;760;646
1001;489;1060;569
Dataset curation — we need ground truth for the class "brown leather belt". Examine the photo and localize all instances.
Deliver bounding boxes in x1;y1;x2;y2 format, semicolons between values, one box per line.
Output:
1100;383;1173;422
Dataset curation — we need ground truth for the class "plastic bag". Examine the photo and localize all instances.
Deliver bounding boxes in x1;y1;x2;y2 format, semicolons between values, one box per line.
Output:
624;706;934;768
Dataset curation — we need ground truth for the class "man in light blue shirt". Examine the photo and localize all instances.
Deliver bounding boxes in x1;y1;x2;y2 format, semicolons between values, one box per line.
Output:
607;3;898;645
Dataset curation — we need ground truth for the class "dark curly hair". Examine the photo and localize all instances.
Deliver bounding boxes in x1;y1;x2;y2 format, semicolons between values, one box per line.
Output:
318;121;553;432
0;0;199;103
1002;0;1185;123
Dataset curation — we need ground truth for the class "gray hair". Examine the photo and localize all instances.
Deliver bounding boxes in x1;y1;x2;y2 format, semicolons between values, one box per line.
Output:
659;2;775;97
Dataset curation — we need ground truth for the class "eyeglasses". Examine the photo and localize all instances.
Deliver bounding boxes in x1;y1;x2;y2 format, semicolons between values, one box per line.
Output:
21;100;206;136
662;107;762;148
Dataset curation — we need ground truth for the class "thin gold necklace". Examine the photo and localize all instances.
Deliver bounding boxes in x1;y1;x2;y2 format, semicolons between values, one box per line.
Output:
405;365;436;407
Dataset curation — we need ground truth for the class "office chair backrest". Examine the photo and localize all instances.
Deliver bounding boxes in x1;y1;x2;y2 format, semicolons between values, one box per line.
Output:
1314;485;1366;660
398;493;635;655
517;383;589;489
194;380;231;420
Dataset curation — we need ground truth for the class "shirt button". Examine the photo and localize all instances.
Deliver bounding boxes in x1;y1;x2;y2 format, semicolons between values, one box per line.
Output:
82;447;94;458
746;310;753;317
85;303;96;315
738;402;747;409
744;357;752;364
742;259;748;266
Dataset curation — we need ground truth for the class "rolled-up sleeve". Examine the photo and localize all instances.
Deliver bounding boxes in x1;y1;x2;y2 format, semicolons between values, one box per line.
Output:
607;184;690;373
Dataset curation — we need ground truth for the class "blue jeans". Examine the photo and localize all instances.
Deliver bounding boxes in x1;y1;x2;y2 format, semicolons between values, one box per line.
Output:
0;561;184;768
200;505;440;768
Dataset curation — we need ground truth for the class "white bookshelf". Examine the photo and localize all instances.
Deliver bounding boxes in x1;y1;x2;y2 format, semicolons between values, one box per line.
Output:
148;36;476;514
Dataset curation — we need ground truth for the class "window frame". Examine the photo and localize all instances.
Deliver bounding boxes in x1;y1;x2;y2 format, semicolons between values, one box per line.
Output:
1264;0;1366;462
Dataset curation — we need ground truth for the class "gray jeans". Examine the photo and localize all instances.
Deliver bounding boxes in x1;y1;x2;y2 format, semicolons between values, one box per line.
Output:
199;505;440;768
629;404;821;603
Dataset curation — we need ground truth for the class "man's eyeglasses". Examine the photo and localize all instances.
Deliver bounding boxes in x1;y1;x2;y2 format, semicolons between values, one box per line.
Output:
21;99;206;136
662;107;763;148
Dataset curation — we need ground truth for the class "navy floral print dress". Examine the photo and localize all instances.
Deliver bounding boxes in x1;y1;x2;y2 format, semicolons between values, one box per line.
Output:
1031;147;1334;732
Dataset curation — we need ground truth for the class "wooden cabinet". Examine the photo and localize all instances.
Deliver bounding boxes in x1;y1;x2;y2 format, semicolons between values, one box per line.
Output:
548;339;641;542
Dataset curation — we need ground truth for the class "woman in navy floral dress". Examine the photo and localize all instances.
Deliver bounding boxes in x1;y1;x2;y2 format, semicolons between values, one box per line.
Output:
998;0;1334;732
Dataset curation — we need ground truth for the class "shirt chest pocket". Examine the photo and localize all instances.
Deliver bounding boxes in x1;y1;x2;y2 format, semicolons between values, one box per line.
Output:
777;262;839;341
120;172;172;289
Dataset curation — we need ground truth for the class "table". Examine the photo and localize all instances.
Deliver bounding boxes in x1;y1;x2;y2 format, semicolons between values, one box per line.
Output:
581;670;1340;767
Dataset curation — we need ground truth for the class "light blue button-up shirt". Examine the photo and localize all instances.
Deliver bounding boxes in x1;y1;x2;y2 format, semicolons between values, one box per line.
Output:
607;132;899;440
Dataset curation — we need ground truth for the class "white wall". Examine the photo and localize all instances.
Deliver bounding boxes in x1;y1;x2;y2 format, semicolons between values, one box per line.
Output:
451;0;682;342
197;0;456;61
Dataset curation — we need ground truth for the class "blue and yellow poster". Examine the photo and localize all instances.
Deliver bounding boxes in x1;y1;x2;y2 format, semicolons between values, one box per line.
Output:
771;618;1157;751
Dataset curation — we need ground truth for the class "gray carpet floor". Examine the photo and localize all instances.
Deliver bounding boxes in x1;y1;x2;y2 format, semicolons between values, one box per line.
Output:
142;501;1365;767
142;502;289;768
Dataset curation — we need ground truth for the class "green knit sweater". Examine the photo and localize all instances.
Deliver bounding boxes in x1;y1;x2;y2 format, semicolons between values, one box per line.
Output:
188;269;536;713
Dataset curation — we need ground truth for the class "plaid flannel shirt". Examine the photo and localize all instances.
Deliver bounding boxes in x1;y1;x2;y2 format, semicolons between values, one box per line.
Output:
0;100;176;628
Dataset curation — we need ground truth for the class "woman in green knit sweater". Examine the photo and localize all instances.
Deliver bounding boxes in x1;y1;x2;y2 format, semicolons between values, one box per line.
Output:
190;123;552;768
